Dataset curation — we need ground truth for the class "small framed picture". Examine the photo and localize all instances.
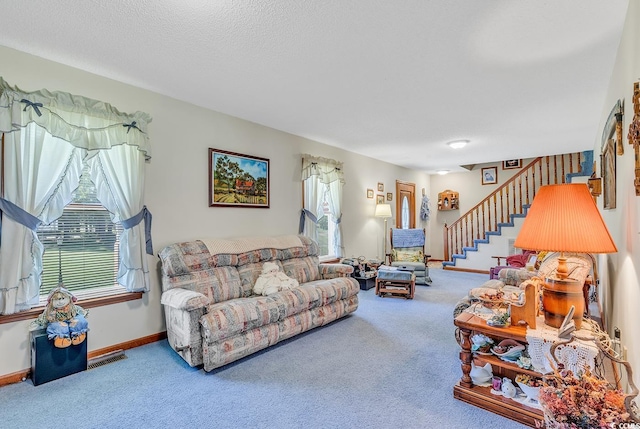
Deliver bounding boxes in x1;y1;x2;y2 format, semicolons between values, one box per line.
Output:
376;194;384;204
481;167;498;185
377;182;384;192
386;192;393;201
367;189;374;199
502;159;522;170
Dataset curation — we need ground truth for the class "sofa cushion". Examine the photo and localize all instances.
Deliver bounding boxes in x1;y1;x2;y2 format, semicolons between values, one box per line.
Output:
161;266;245;304
281;256;321;284
200;277;358;343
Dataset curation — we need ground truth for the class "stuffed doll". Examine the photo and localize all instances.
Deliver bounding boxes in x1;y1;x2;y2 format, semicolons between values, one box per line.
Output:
32;286;89;348
253;262;299;296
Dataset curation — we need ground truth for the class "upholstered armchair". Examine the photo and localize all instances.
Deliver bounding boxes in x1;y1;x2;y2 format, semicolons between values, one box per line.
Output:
389;228;432;285
489;250;538;279
497;252;595;317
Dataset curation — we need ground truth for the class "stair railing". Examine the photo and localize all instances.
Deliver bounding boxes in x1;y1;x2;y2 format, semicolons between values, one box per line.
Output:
443;153;585;262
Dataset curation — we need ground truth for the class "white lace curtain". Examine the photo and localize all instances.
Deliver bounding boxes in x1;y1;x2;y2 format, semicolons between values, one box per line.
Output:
0;77;152;314
300;154;345;257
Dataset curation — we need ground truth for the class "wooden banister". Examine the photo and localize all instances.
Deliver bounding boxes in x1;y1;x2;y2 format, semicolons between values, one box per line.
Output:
443;153;585;262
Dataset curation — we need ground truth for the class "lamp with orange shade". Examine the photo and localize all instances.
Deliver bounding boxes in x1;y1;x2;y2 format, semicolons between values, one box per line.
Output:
513;183;617;329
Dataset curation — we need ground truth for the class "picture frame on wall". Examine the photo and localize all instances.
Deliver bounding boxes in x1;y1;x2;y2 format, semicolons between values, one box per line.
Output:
209;148;269;208
481;167;498;185
376;194;384;204
386;192;393;201
377;182;384;192
502;159;522;170
367;189;374;199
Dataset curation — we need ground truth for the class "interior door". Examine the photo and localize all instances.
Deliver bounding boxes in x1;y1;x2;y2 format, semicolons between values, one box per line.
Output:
396;180;415;229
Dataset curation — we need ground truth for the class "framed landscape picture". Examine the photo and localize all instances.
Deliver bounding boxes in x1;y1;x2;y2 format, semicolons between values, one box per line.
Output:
209;148;269;208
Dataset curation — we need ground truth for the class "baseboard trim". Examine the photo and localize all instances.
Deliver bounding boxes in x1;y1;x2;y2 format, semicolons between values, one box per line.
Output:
0;331;167;388
443;266;489;275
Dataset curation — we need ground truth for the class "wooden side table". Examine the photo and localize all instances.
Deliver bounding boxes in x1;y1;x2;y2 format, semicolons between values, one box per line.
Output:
353;275;376;290
453;312;542;427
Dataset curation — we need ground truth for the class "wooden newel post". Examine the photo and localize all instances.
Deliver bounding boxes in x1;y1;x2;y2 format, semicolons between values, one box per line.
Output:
443;223;449;262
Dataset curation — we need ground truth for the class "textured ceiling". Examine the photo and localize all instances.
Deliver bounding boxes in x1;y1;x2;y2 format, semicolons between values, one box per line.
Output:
0;0;629;173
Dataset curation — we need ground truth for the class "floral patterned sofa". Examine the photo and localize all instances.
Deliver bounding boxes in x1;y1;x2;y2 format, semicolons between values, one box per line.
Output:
159;235;359;371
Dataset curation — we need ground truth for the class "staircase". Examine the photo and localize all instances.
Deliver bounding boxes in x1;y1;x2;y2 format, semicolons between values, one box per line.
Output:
442;151;593;271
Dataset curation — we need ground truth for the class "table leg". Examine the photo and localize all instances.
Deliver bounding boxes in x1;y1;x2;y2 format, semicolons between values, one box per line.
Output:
456;327;473;388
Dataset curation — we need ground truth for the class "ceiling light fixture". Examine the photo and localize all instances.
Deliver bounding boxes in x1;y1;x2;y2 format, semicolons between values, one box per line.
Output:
437;170;450;175
447;140;469;149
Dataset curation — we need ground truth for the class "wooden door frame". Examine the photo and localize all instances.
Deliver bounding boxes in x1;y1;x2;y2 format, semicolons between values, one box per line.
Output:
395;180;416;229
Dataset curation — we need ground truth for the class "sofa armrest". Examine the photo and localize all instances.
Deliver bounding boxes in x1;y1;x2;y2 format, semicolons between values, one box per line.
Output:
319;263;354;279
161;288;212;311
497;268;536;286
161;289;208;367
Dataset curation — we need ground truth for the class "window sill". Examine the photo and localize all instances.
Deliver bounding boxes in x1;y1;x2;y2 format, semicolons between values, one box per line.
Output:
319;255;341;263
0;291;143;325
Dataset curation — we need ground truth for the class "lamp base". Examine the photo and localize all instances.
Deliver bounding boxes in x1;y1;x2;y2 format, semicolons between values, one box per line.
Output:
542;277;584;330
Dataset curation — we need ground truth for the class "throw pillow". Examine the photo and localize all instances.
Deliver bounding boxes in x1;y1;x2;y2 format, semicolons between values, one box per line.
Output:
393;247;424;262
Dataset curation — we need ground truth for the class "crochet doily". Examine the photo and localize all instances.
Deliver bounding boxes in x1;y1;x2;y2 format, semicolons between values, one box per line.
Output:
526;317;598;374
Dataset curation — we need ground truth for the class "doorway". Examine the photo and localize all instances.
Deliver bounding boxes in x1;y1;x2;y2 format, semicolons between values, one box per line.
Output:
395;180;415;229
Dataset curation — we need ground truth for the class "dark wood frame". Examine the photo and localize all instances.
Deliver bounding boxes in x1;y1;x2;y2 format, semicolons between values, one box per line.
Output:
481;167;498;185
502;159;522;170
209;148;269;208
386;192;393;201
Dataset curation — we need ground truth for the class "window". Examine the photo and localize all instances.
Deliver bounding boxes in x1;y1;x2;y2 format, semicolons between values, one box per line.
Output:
401;195;410;229
300;155;344;259
36;166;124;299
316;201;336;258
0;78;152;316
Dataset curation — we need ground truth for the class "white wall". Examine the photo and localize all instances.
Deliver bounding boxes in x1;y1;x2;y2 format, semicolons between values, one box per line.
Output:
592;0;640;388
427;159;535;260
0;45;428;376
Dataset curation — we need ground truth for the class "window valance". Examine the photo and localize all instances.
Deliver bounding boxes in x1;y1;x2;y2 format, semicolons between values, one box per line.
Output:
301;154;344;185
0;77;151;159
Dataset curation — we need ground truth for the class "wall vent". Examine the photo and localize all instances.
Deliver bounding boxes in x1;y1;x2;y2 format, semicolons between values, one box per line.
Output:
88;349;126;370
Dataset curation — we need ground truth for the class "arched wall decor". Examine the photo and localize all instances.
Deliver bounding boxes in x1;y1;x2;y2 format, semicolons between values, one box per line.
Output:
600;99;623;209
628;82;640;195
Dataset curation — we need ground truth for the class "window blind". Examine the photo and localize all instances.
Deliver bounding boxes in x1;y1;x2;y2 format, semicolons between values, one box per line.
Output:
36;168;122;297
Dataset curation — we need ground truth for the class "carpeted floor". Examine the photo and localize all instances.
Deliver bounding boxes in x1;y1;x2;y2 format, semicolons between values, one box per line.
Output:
0;268;527;429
